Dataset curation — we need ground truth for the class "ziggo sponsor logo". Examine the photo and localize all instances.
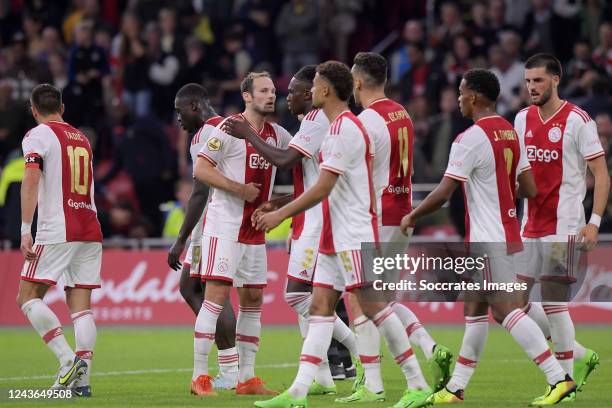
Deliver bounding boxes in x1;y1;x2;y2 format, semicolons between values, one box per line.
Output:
526;146;559;163
67;199;94;210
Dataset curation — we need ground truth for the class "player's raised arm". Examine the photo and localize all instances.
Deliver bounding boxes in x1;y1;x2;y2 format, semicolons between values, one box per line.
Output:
223;116;303;170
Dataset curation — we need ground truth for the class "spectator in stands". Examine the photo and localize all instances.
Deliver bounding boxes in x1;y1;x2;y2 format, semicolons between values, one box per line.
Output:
37;26;65;67
522;0;563;57
181;36;210;86
564;39;597;97
4;32;50;101
424;87;472;180
145;22;180;122
209;25;252;111
389;19;425;84
159;7;184;59
469;1;490;58
64;20;110;128
275;0;319;77
431;2;466;58
161;179;192;238
445;35;473;89
116;12;151;117
489;43;524;117
236;0;279;65
22;13;44;60
579;74;611;118
399;42;430;102
48;52;68;90
592;22;612;76
0;81;32;164
98;99;176;236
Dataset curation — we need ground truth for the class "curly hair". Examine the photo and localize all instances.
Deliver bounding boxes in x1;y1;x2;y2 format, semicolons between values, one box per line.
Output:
316;61;353;102
463;68;500;102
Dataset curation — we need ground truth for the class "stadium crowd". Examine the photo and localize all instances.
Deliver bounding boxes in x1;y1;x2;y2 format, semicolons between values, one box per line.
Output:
0;0;610;244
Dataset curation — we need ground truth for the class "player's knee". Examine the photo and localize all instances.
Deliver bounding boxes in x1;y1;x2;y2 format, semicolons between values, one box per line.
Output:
238;287;262;307
16;282;43;307
308;299;334;317
179;276;198;301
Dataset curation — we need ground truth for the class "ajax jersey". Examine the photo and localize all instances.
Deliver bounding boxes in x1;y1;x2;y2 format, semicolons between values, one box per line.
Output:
22;121;102;244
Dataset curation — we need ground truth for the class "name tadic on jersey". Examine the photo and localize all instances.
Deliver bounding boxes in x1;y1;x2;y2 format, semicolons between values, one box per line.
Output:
22;121;102;244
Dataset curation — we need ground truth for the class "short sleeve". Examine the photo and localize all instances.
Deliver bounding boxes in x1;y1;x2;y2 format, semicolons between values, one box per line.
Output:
288;117;326;159
197;126;228;166
22;126;50;169
575;119;604;161
516;130;531;175
444;130;481;182
320;132;352;175
271;123;293;149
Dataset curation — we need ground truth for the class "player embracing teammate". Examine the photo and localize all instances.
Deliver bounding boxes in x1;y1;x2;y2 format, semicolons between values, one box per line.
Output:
188;72;292;397
252;60;432;408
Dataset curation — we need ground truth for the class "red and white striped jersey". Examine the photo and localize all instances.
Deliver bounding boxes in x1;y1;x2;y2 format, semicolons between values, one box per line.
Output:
318;111;378;254
445;116;528;248
22;121;102;244
188;115;224;245
287;108;330;240
358;98;413;226
198;114;292;244
514;102;605;237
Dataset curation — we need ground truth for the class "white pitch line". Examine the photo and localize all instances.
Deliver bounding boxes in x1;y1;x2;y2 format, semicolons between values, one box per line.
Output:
2;359;609;382
0;363;297;382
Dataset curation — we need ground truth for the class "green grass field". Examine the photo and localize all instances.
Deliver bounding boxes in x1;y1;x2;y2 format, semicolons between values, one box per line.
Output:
0;326;610;407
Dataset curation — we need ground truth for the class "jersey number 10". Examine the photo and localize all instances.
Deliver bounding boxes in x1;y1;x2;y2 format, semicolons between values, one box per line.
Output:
67;146;90;195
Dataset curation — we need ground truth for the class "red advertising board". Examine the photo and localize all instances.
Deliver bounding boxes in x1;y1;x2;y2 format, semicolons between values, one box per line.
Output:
1;247;611;326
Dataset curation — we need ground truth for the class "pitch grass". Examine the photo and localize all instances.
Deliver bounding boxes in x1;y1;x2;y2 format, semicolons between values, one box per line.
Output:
0;326;610;407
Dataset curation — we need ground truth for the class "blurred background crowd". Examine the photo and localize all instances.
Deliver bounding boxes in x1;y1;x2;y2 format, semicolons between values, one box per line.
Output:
0;0;610;246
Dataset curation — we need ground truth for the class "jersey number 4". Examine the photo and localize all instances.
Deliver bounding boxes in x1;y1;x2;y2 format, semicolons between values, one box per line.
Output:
67;146;90;195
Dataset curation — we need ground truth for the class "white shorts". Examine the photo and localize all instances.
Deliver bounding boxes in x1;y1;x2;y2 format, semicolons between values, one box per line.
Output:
183;242;203;278
313;250;366;292
287;236;319;285
200;235;267;288
471;253;517;285
378;225;412;247
378;225;412;282
21;242;102;289
517;234;580;283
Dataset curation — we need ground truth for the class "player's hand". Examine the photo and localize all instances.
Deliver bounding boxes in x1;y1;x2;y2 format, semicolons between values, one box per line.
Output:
20;233;37;261
241;182;261;203
222;117;250;140
400;214;415;236
577;224;598;252
254;210;284;232
167;239;186;271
